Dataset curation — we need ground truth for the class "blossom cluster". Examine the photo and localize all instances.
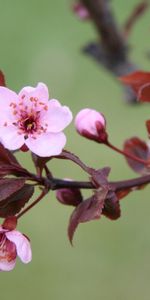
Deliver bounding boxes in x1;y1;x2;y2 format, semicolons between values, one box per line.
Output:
0;69;149;271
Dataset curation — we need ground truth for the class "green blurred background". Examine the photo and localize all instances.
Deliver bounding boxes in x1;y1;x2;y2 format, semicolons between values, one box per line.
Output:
0;0;150;299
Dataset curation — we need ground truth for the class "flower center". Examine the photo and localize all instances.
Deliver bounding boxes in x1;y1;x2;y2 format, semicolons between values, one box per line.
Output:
7;96;49;139
23;116;37;133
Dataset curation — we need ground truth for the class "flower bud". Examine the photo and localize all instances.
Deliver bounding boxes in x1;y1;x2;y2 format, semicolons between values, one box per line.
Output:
75;108;107;143
72;2;90;20
56;188;83;207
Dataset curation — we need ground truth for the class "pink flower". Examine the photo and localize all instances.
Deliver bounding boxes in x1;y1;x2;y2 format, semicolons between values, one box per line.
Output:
0;226;32;271
75;108;107;143
0;83;73;157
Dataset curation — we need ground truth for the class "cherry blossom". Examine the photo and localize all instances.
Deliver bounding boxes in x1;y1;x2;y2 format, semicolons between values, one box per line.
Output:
0;83;73;157
0;226;32;271
75;108;107;143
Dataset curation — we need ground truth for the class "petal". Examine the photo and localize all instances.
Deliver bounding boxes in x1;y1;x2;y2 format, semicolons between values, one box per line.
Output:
25;132;66;157
6;230;32;264
0;237;17;271
0;126;24;150
0;258;16;271
19;82;49;103
40;99;73;132
0;87;18;125
0;86;18;106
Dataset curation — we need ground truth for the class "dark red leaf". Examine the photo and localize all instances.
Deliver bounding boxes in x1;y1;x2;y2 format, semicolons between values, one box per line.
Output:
123;137;150;174
0;178;25;204
0;70;6;86
54;150;92;174
0;143;29;177
90;167;110;188
120;71;150;102
0;184;34;218
102;191;121;220
32;149;92;176
68;187;108;244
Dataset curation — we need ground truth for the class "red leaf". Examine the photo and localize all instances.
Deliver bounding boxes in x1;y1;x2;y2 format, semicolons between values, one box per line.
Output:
123;137;150;174
102;191;121;220
146;120;150;136
116;188;131;201
68;187;108;244
0;184;34;218
120;71;150;102
0;70;6;86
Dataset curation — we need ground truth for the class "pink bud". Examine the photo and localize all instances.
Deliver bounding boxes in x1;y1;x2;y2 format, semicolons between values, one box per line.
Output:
75;108;107;143
56;188;83;207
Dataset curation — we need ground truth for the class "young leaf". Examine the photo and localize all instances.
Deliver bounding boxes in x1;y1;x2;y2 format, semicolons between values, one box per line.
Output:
68;187;108;244
123;137;150;174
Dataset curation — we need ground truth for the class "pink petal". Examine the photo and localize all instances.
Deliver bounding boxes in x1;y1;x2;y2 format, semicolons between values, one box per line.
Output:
19;82;49;103
6;230;32;264
0;87;18;105
0;126;24;150
25;132;66;157
40;99;73;132
0;258;16;272
0;87;18;126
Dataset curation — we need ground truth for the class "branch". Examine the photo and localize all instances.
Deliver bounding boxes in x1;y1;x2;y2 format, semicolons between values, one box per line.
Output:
45;174;150;192
80;0;148;103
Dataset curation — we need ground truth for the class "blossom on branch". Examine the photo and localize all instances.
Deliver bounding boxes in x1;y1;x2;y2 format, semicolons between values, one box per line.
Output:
0;217;31;271
75;108;107;143
0;83;73;157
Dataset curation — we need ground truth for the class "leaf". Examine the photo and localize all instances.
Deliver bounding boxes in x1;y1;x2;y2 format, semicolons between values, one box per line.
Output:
54;150;92;174
0;143;29;177
0;184;34;218
116;188;131;200
146;120;150;137
120;71;150;102
123;137;150;174
0;178;25;203
102;191;121;220
90;167;110;188
0;70;6;86
68;187;108;244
